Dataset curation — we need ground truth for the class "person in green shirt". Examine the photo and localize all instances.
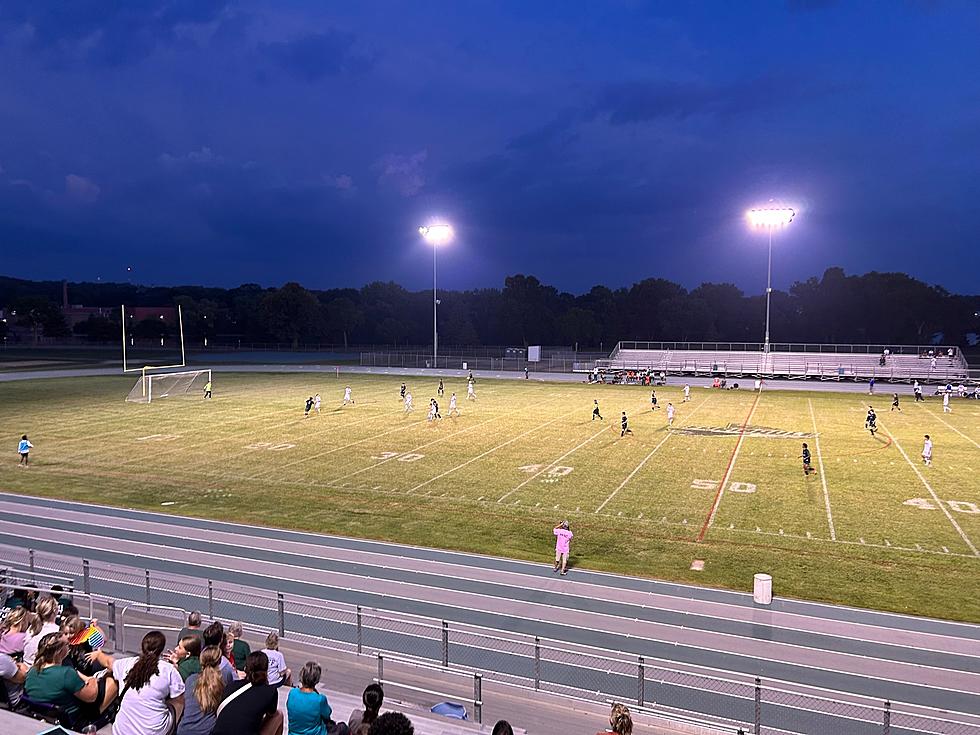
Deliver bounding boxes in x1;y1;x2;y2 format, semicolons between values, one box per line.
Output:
172;635;202;681
228;621;250;672
25;632;118;728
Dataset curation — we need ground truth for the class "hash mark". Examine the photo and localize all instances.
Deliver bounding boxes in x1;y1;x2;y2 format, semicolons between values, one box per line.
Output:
860;538;866;544
916;543;923;551
943;546;950;553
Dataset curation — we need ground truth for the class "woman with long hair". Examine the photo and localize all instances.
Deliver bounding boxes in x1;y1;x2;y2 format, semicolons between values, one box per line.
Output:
597;703;633;735
347;683;383;735
61;614;113;674
213;651;283;735
112;630;185;735
24;597;60;666
24;631;119;729
177;645;225;735
0;606;35;656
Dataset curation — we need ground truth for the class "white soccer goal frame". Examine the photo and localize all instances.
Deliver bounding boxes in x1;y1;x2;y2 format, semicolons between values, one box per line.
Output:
126;368;212;404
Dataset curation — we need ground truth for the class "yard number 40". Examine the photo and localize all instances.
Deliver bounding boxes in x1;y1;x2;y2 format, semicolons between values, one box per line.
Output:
904;498;980;514
691;479;757;494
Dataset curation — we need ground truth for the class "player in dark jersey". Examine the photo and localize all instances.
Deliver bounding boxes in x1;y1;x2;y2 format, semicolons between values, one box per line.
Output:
400;382;407;399
431;398;441;419
650;390;659;410
304;396;314;417
800;443;813;475
620;411;633;437
437;379;444;397
865;407;877;436
592;400;603;421
891;393;901;412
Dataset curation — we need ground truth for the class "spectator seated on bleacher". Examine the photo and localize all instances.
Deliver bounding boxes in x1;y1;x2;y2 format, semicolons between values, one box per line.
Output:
212;651;283;735
63;614;113;675
229;622;251;673
3;589;31;612
112;631;185;735
286;661;342;735
202;622;237;687
597;702;633;735
24;597;60;667
371;712;413;735
170;634;203;681
24;631;119;729
180;611;205;642
348;683;383;735
1;650;28;710
176;645;225;735
0;607;33;658
261;633;291;687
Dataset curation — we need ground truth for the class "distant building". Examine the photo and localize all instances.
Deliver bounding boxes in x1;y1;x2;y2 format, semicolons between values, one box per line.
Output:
60;280;113;328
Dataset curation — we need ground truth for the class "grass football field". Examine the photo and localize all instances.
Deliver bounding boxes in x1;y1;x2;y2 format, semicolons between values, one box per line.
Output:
1;371;979;621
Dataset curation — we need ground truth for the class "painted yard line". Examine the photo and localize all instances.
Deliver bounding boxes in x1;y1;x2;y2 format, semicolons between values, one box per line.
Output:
7;508;978;659
696;392;763;542
6;491;979;636
808;398;837;542
879;420;979;557
3;528;978;696
496;420;618;504
922;409;980;452
407;405;583;494
594;397;712;514
331;402;539;484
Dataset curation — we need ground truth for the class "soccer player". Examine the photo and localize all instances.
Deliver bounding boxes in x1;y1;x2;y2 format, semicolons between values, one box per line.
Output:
400;382;407;400
467;380;476;401
620;411;633;437
553;521;572;576
203;380;212;400
800;443;813;476
666;402;675;427
914;381;924;402
438;379;444;397
468;370;474;383
343;386;354;406
431;398;441;419
891;393;901;412
922;434;933;467
313;393;321;414
448;392;459;417
524;366;529;380
683;384;691;402
592;400;603;421
17;434;33;467
404;391;414;412
943;391;952;413
865;406;877;436
304;396;314;417
868;377;875;396
650;391;659;410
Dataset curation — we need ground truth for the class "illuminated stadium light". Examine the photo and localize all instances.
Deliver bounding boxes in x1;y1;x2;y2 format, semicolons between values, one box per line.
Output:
419;222;454;365
747;206;796;354
746;208;796;228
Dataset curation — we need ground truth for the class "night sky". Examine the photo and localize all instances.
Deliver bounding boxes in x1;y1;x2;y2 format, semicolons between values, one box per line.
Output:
1;1;978;295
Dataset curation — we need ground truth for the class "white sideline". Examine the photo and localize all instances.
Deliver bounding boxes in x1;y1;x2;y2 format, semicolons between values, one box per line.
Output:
879;420;979;557
808;398;837;541
407;405;582;494
594;396;711;514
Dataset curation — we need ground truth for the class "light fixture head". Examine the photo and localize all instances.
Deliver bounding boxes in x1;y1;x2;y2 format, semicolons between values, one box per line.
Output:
747;208;796;228
418;223;454;245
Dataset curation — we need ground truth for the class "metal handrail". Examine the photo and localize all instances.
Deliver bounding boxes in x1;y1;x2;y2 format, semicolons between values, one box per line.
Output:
119;604;187;653
375;653;482;724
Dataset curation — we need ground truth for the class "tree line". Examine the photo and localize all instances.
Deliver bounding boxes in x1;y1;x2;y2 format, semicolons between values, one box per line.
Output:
1;267;977;349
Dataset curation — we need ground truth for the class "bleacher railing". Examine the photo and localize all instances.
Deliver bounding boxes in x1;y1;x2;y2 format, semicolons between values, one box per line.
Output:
613;341;965;356
3;547;979;735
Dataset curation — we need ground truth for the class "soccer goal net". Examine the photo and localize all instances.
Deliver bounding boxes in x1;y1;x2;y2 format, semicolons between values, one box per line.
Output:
126;369;211;404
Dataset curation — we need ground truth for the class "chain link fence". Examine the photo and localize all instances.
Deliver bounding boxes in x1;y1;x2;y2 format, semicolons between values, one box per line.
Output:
4;546;980;735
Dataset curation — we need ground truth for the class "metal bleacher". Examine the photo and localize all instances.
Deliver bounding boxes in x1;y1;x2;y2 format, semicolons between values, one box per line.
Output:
593;342;972;384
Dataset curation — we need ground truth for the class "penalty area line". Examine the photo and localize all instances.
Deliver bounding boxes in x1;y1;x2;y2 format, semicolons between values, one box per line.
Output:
808;398;837;541
696;391;762;543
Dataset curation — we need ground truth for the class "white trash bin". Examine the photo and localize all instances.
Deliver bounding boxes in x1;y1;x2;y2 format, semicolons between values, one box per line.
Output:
753;573;773;605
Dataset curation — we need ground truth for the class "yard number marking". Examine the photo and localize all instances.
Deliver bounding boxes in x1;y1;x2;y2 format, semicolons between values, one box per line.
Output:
692;479;757;494
245;442;295;451
370;451;424;462
518;464;573;478
905;498;980;514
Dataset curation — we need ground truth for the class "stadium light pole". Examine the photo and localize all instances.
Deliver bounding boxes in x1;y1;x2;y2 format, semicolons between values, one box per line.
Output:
418;223;454;366
747;207;795;354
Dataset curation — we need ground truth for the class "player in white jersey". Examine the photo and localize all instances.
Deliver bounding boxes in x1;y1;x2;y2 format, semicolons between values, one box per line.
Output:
683;385;690;402
467;380;476;400
343;386;354;406
404;391;414;412
448;392;459;417
313;393;321;414
922;434;933;466
943;391;951;413
666;402;675;427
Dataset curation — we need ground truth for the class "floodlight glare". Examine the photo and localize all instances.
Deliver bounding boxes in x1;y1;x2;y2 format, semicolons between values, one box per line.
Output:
747;208;795;228
418;223;454;245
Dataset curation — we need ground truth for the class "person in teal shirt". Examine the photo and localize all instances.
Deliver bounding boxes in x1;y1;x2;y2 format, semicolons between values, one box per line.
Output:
286;662;333;735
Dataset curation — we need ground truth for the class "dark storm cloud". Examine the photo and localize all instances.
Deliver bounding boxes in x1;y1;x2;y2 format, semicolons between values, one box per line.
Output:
260;30;374;82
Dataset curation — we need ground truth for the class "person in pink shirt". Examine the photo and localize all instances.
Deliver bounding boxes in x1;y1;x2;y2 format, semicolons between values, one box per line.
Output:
553;521;573;576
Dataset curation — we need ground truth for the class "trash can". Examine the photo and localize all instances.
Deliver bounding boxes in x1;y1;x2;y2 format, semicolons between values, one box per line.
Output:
753;573;772;605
